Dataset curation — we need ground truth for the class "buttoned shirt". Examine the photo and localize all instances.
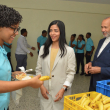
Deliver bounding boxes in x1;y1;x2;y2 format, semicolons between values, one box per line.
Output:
0;46;11;110
86;38;94;51
37;35;47;51
97;37;110;57
15;35;32;54
77;40;85;53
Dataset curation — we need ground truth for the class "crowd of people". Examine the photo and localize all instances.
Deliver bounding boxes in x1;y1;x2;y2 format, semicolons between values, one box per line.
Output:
1;4;110;110
69;32;95;76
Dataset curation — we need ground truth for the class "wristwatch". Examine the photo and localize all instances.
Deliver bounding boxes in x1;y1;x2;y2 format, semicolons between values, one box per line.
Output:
62;86;67;91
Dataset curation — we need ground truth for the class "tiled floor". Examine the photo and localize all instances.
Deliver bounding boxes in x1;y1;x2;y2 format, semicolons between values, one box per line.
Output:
9;73;91;110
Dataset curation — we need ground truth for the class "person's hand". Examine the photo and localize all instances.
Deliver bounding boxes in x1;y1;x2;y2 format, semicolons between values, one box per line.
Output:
29;75;43;88
12;71;25;79
54;88;65;102
88;66;101;74
85;62;92;74
31;47;36;50
40;85;49;99
85;53;86;57
29;52;33;57
87;53;91;56
71;38;73;42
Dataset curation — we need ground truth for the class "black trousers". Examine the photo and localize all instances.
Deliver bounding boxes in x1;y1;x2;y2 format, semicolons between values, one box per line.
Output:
7;52;14;72
86;51;92;64
76;53;84;73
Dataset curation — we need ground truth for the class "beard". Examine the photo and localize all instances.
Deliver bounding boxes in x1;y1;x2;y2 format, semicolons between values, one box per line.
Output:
102;32;110;38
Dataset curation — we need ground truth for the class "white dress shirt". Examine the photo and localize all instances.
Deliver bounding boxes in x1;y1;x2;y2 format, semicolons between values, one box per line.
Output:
15;35;32;55
97;37;110;57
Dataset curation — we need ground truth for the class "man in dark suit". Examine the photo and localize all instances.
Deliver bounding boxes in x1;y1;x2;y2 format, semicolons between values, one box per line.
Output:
85;17;110;91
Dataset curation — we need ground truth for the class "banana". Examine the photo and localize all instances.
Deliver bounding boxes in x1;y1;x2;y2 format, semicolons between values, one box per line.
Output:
96;101;103;110
82;99;90;107
85;105;94;110
102;95;108;101
104;103;110;110
39;76;50;81
80;96;88;106
107;107;110;110
91;93;102;104
103;98;110;105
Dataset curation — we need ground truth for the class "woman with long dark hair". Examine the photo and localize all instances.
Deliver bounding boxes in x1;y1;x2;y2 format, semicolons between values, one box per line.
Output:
36;20;76;110
76;34;85;75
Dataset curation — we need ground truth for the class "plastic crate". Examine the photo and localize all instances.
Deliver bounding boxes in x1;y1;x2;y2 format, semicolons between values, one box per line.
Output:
63;92;99;110
96;80;110;97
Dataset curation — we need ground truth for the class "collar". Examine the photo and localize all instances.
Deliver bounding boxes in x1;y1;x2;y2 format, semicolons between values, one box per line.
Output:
21;35;25;37
0;46;7;55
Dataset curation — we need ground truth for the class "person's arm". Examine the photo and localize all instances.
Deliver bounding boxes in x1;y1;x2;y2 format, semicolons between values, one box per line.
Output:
0;75;43;93
77;44;85;50
90;46;95;55
88;66;110;79
71;43;76;48
88;40;95;55
35;46;49;99
54;48;76;102
37;42;40;50
19;37;30;53
70;41;76;48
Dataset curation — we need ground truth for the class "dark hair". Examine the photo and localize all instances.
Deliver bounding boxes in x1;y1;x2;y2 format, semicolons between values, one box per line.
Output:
41;20;67;58
0;5;22;27
21;29;27;35
71;34;76;38
42;30;47;34
87;32;91;37
79;34;85;41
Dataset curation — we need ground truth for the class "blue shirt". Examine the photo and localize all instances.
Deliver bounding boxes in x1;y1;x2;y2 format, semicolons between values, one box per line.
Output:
0;46;11;110
4;42;12;53
77;40;85;53
37;35;47;51
86;38;94;51
69;40;77;53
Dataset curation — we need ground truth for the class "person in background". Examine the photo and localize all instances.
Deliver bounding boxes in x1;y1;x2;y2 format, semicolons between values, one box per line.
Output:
15;29;36;71
85;17;110;91
37;30;47;54
4;42;14;72
85;32;95;76
36;20;76;110
69;34;77;54
76;34;85;75
0;5;43;110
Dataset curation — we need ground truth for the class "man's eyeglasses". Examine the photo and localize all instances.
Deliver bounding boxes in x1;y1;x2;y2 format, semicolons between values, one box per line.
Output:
10;26;21;34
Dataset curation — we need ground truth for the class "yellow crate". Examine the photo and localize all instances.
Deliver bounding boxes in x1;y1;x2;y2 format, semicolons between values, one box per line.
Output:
63;91;100;110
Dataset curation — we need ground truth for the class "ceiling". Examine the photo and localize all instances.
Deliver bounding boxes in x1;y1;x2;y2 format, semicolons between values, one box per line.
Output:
63;0;110;5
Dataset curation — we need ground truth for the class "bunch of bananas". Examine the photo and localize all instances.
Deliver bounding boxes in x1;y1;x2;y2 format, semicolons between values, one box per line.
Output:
74;93;110;110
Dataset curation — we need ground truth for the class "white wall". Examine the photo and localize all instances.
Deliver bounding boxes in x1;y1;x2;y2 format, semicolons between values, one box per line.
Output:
1;0;110;71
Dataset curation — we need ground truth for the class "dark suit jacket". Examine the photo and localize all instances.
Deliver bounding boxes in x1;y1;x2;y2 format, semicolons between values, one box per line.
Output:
89;38;110;91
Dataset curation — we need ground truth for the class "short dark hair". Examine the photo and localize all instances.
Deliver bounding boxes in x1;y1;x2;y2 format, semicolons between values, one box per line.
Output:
0;5;22;27
87;32;91;37
42;30;47;34
71;34;76;38
21;29;27;35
